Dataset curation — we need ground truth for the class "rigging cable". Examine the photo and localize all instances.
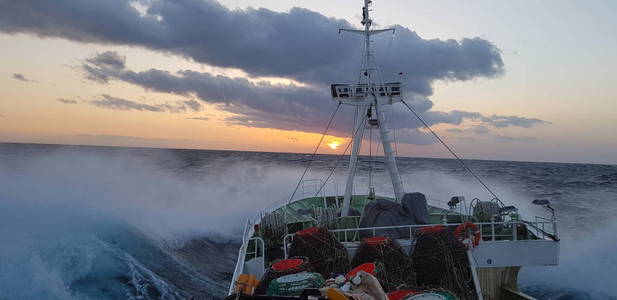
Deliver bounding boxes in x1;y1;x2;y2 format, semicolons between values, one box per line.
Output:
369;107;373;190
287;102;342;206
313;116;368;199
400;99;502;202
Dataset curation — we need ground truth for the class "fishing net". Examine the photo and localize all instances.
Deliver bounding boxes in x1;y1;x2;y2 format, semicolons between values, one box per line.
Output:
351;236;414;292
254;257;312;295
288;227;350;279
410;225;475;299
260;212;286;262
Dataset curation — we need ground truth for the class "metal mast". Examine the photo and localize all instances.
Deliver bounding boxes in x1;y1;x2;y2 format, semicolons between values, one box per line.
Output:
334;0;405;217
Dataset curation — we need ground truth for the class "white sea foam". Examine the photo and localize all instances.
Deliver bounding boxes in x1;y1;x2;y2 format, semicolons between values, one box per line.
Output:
519;220;617;299
0;146;614;299
0;148;305;299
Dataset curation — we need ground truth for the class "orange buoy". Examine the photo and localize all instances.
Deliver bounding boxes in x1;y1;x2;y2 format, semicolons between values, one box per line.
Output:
235;274;260;295
454;222;481;248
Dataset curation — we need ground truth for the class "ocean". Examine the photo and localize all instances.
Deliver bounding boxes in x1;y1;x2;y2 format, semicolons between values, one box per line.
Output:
1;142;616;300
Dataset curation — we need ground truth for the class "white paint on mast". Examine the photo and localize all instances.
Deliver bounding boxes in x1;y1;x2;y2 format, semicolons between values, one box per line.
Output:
339;0;404;215
341;0;372;217
376;98;405;201
340;106;365;217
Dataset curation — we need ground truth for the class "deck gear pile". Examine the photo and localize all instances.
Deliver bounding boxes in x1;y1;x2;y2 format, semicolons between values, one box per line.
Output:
411;226;475;299
239;226;478;299
288;227;350;278
351;237;413;291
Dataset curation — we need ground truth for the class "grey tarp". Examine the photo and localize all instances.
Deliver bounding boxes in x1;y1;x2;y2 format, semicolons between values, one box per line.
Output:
358;192;430;238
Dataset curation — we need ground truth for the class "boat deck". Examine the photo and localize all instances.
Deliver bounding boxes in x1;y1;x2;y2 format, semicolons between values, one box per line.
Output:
230;194;559;299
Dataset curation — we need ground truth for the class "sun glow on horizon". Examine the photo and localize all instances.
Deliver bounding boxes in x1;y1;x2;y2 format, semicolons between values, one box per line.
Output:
327;138;342;150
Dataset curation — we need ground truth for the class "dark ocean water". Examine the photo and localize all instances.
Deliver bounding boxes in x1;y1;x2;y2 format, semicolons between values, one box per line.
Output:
1;142;616;299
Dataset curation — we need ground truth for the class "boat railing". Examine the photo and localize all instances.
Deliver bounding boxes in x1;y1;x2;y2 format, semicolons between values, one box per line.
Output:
299;179;326;199
282;219;557;258
245;236;266;261
229;220;252;295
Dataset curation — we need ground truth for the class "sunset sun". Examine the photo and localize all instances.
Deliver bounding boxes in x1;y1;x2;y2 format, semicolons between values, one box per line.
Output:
327;139;342;150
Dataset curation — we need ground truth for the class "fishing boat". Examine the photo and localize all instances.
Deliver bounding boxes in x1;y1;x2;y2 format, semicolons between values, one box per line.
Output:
226;1;559;299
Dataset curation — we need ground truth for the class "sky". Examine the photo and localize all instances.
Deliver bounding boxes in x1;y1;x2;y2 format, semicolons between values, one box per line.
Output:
0;0;615;164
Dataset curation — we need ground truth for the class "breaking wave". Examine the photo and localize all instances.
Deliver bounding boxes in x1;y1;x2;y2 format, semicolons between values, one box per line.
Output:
0;145;299;299
0;143;616;299
520;220;617;300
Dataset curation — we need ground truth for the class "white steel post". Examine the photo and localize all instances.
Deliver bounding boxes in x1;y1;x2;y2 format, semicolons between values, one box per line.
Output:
376;101;405;201
467;249;485;300
341;110;365;217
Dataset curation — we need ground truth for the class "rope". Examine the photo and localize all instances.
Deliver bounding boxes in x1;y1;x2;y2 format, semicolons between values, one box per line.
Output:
400;99;501;201
287;102;341;205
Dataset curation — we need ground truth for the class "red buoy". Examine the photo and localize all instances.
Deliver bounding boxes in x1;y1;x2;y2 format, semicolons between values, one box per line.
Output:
271;259;304;272
419;225;445;233
387;289;420;300
364;236;389;246
346;262;376;279
296;227;321;236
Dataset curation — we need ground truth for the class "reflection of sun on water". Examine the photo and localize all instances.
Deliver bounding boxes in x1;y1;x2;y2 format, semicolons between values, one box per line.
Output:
327;139;342;150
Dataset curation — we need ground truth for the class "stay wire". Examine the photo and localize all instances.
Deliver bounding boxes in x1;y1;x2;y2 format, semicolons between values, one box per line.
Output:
287;102;341;205
313;115;368;199
400;99;501;202
369;113;373;190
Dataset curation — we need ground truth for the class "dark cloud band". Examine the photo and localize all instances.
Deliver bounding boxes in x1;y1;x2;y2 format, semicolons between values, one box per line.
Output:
0;0;503;96
80;52;546;143
89;94;201;113
0;0;546;143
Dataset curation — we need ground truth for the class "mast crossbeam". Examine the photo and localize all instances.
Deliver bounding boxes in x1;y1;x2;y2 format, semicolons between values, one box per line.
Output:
338;28;395;36
331;83;402;106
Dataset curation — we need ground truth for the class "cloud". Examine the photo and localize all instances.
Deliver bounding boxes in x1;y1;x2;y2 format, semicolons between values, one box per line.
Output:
481;115;548;128
187;117;209;121
470;125;490;134
89;94;201;113
56;98;78;104
0;0;546;144
82;52;339;133
80;52;547;144
0;0;503;94
82;51;126;83
183;99;201;111
391;128;435;146
12;73;34;82
446;126;539;143
492;135;538;142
